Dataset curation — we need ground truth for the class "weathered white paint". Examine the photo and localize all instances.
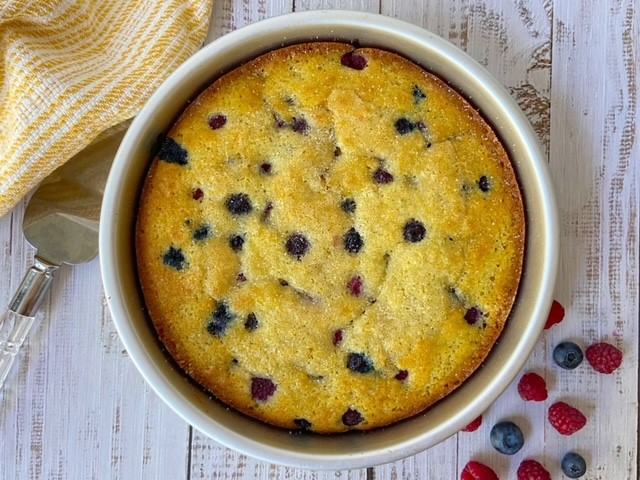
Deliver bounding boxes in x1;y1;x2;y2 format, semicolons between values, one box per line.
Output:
0;1;636;479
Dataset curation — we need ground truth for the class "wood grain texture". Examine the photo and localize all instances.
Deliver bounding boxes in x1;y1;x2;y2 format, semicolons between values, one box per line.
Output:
0;1;637;479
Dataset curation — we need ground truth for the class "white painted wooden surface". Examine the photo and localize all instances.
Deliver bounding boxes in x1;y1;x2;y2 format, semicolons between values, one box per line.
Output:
1;1;637;479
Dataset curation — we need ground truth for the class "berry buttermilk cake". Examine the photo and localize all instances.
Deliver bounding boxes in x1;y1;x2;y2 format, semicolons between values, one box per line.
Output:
136;42;525;433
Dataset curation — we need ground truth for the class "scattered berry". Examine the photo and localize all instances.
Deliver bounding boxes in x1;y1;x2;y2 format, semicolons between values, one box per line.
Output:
341;51;367;70
225;193;253;216
192;187;204;201
347;275;363;296
395;370;409;381
412;85;427;105
229;234;245;252
403;219;426;243
544;299;565;329
464;306;485;325
347;352;374;374
561;452;587;478
460;461;498;480
208;114;227;130
462;415;482;432
286;233;310;259
342;408;364;426
291;117;309;134
251;377;276;401
193;224;212;242
490;420;524;455
333;329;344;346
548;401;587;435
373;167;394;184
244;313;259;331
206;302;236;337
585;342;623;374
334;146;342;157
343;228;364;253
517;459;551;480
553;341;584;370
162;246;187;271
341;198;356;214
478;175;491;192
517;372;548;401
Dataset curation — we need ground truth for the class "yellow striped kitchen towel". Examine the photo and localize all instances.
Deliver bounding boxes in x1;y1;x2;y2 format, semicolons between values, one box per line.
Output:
0;0;214;217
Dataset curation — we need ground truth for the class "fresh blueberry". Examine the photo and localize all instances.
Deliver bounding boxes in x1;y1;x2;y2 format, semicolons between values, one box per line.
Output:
395;118;416;135
553;341;584;370
403;219;426;243
225;193;253;216
347;352;374;374
286;233;310;259
561;452;587;478
343;228;364;254
490;421;524;455
206;302;236;337
162;246;187;271
229;234;245;251
157;135;188;166
341;198;356;214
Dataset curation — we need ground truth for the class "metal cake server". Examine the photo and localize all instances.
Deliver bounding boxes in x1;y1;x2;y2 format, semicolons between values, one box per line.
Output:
0;126;126;389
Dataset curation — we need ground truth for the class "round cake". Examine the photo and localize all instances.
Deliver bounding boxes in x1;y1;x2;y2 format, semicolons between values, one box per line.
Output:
136;42;525;433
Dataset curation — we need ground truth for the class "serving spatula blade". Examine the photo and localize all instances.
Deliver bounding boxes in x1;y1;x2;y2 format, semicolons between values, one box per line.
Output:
0;126;126;389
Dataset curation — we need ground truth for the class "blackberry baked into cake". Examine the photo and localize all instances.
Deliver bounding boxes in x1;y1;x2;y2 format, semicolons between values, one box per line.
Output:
136;42;525;433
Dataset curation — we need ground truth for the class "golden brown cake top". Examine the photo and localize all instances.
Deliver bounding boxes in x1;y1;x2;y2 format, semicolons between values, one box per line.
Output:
136;42;525;433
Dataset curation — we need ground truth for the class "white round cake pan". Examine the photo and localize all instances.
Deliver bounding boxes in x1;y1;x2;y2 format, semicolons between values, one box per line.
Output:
100;10;558;470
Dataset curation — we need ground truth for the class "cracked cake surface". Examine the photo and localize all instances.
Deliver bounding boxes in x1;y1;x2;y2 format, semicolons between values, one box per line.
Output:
136;42;525;433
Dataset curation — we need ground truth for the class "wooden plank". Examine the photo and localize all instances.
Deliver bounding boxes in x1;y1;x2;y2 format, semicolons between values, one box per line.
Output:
374;0;554;478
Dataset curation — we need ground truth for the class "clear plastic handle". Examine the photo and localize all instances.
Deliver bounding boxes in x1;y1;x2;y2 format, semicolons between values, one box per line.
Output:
0;310;36;389
0;258;57;389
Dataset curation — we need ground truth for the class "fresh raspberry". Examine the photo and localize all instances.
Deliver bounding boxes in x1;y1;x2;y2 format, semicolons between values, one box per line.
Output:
460;460;499;480
517;459;551;480
462;415;483;432
548;402;587;435
543;299;565;329
517;372;548;401
585;342;623;374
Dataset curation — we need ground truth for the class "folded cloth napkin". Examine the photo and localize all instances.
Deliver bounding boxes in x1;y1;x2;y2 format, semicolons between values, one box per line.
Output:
0;0;214;217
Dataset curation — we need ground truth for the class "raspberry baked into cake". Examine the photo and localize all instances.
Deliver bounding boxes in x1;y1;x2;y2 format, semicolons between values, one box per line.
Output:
136;42;525;433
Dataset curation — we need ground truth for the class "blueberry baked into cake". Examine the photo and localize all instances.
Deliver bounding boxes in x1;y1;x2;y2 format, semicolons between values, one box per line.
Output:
136;42;525;433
